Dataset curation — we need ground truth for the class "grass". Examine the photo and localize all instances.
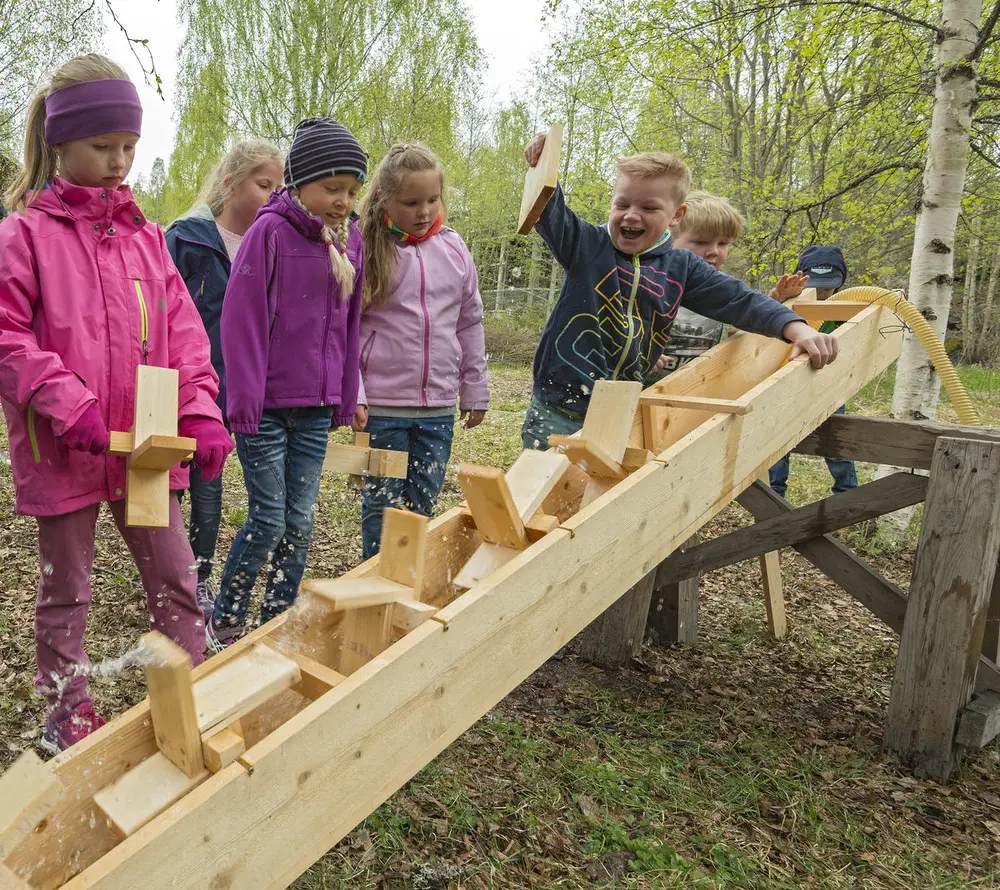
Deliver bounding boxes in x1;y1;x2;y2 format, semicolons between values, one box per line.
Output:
3;359;1000;888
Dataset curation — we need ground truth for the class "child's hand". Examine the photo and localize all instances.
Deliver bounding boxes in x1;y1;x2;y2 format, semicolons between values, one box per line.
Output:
352;405;369;432
769;272;809;302
524;133;547;167
654;354;670;371
59;402;110;455
783;321;838;369
178;416;234;482
460;409;487;430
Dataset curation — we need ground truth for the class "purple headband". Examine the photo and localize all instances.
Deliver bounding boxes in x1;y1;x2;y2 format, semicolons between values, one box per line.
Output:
44;79;142;145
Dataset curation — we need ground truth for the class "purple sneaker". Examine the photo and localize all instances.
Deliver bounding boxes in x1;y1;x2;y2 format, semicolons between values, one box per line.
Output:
205;616;247;655
40;700;107;754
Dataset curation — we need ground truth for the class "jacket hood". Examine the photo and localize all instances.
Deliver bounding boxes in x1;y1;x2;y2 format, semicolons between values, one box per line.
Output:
258;189;325;240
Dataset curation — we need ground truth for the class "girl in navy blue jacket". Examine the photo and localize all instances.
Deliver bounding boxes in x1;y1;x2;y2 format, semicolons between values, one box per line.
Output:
165;139;283;632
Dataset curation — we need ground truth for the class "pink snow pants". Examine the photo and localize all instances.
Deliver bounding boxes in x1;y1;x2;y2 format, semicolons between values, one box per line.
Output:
34;496;204;712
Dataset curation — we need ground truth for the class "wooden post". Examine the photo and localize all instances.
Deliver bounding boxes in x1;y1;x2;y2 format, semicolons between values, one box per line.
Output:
884;437;1000;781
646;534;699;645
759;551;786;638
494;237;507;313
143;632;204;779
578;569;657;668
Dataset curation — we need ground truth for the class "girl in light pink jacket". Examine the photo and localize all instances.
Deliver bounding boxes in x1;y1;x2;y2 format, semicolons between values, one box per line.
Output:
355;143;488;558
0;55;232;751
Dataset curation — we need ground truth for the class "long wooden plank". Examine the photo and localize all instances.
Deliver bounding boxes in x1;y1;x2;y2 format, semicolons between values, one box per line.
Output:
0;751;61;860
193;645;300;736
59;308;902;890
657;473;929;581
796;414;1000;470
504;450;570;520
580;379;642;459
517;123;563;234
142;633;203;779
884;438;1000;781
128;435;195;472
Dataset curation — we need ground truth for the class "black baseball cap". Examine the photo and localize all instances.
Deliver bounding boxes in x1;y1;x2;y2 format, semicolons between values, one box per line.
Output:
795;245;847;289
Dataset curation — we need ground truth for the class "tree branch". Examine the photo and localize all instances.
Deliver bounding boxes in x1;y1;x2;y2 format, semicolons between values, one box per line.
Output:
102;0;163;98
972;0;1000;60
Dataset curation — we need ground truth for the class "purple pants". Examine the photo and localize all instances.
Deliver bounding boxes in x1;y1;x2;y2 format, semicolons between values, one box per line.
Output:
35;497;204;711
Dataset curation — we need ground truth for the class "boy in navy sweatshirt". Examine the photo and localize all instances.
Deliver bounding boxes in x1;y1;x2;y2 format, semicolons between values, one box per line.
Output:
520;136;838;450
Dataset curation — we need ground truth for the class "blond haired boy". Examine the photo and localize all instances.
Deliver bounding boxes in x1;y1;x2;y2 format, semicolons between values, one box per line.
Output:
520;137;834;449
658;192;807;374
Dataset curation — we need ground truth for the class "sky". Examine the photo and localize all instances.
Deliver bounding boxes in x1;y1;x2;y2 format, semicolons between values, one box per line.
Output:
104;0;554;180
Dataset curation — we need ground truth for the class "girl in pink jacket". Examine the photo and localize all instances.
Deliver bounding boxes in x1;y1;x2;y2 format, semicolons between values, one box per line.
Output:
356;143;489;558
0;55;232;752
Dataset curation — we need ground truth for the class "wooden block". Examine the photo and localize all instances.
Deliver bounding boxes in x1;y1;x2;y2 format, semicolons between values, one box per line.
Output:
794;301;869;322
638;394;752;415
142;632;203;779
453;542;520;590
378;508;429;592
459;464;528;549
368;448;408;479
580;380;643;460
348;432;372;488
129;434;195;471
0;751;61;860
647;534;701;646
504;450;570;521
339;605;394;674
622;447;654;473
193;645;301;736
548;436;626;481
956;690;1000;748
884;438;1000;781
323;443;370;475
275;650;346;700
759;550;786;639
517;123;563;234
93;752;206;838
525;512;559;543
108;430;134;455
354;432;371;448
125;365;180;528
392;600;439;634
580;569;656;667
301;577;413;611
201;726;245;773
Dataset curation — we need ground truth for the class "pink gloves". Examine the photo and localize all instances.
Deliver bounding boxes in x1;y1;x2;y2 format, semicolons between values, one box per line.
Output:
57;403;110;455
179;416;234;482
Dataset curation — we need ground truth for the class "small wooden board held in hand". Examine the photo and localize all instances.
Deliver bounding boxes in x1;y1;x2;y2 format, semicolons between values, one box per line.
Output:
517;124;564;235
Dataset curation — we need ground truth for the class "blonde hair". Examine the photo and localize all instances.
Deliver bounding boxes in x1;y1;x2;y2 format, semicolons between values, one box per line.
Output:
289;191;355;298
4;54;129;213
674;191;745;241
190;138;283;217
616;152;692;205
357;142;446;308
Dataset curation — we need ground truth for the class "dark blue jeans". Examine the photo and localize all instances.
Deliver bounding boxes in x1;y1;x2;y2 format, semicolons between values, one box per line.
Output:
188;464;222;584
361;414;454;559
769;406;858;498
520;394;585;451
214;407;331;627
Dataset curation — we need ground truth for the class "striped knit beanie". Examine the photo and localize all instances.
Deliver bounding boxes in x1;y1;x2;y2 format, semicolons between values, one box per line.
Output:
284;117;367;189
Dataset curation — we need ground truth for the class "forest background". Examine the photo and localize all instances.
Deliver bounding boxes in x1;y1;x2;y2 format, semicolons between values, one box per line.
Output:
2;0;999;366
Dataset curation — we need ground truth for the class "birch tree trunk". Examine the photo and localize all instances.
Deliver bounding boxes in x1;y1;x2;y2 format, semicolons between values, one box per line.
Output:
962;237;979;359
878;0;982;542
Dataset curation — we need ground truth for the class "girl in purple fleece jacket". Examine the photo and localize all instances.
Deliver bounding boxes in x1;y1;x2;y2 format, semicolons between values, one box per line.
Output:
356;143;489;558
211;118;366;647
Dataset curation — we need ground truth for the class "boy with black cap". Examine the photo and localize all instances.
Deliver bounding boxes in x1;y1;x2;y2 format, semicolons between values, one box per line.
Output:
768;245;858;497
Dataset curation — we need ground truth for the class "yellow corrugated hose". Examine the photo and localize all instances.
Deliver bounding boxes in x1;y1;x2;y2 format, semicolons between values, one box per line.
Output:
815;286;979;426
